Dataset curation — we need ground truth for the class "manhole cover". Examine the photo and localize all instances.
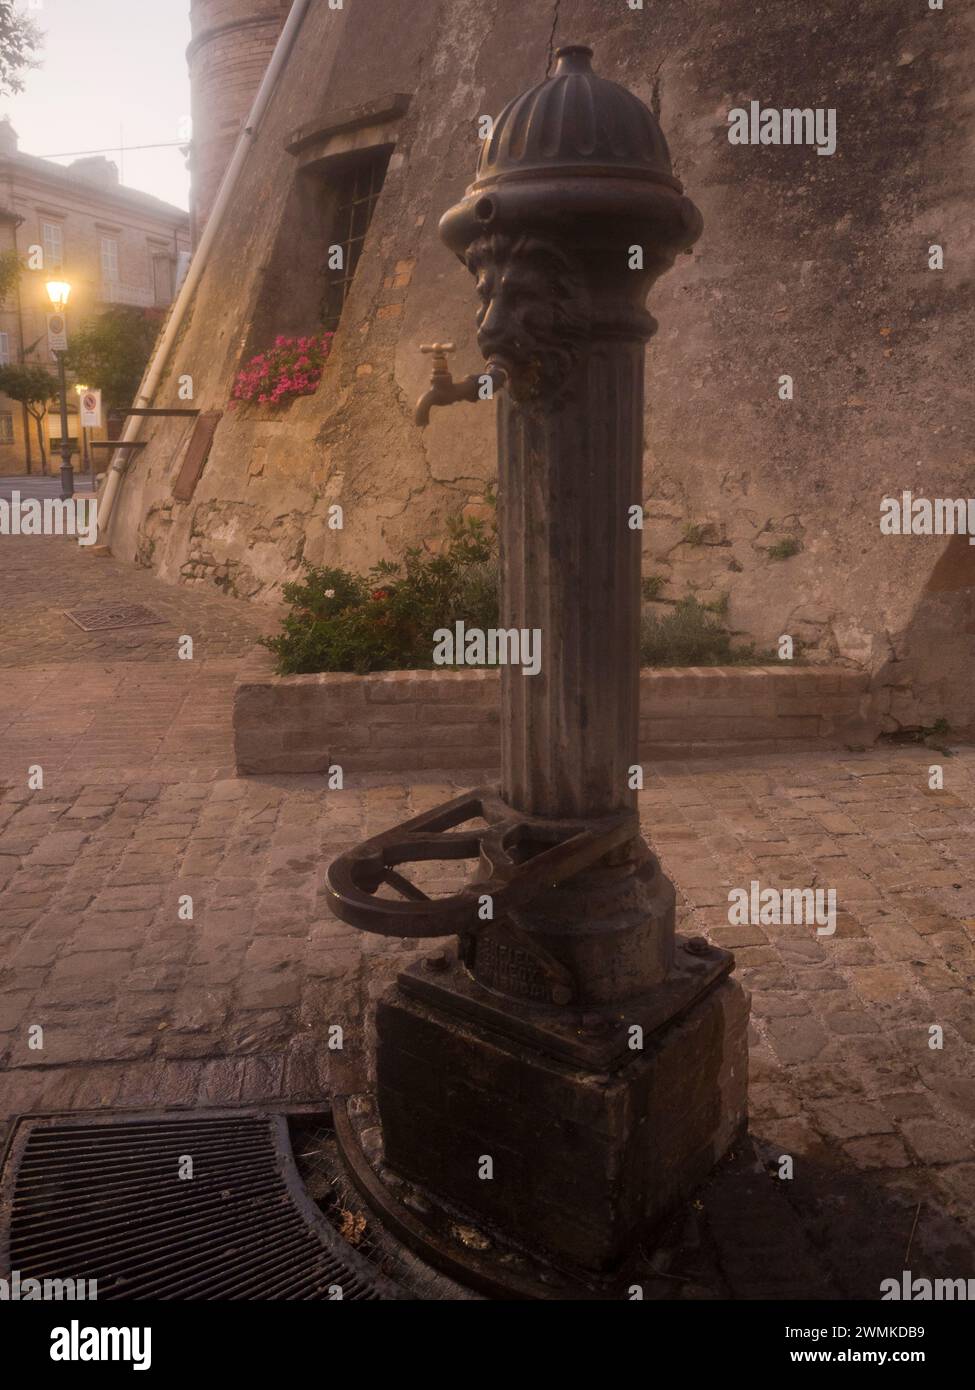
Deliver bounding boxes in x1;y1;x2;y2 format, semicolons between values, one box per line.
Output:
64;603;164;631
0;1109;406;1300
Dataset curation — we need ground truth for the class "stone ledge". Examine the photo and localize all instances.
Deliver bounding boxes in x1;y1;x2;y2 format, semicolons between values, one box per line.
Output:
234;647;880;776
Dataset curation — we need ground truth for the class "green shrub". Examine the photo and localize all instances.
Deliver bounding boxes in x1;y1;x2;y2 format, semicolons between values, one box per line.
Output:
262;515;499;675
640;597;770;667
265;522;786;675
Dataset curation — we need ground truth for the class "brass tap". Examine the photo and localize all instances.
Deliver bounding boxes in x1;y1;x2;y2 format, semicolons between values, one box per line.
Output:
414;342;508;427
422;341;456;375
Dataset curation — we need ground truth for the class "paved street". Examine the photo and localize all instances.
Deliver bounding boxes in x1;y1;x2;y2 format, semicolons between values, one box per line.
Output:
0;472;96;500
1;533;974;1295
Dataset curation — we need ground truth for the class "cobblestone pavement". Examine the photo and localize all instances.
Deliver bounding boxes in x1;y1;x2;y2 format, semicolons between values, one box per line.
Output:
1;534;974;1296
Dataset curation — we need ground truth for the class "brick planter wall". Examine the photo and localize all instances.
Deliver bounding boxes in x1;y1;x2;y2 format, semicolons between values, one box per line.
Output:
639;666;878;757
234;648;880;776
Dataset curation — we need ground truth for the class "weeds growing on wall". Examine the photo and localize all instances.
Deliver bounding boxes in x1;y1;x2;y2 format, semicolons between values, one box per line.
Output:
640;596;777;667
767;536;802;560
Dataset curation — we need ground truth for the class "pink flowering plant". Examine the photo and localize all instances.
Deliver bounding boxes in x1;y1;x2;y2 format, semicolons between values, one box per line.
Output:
231;332;334;407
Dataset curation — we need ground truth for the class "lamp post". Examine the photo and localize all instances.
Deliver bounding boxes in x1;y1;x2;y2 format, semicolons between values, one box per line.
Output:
46;279;73;499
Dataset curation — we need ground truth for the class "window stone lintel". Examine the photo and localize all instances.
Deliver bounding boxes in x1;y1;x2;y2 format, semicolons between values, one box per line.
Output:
285;92;411;167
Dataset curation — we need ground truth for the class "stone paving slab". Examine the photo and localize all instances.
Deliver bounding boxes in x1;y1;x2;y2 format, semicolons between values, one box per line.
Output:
1;532;974;1295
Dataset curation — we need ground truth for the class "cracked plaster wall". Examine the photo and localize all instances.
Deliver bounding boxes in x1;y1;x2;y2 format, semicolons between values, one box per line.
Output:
110;0;975;733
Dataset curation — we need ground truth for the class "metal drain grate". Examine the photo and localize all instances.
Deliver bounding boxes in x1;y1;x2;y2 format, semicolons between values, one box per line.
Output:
0;1110;405;1300
64;603;164;631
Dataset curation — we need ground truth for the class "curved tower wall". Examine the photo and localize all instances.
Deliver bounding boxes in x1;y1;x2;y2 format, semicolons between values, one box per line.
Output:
187;0;291;240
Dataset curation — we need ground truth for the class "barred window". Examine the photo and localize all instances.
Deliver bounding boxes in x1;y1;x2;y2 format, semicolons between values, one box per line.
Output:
320;149;390;332
0;412;14;444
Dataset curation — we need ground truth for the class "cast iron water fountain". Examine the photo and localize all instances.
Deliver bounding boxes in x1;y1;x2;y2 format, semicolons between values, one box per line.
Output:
326;45;749;1287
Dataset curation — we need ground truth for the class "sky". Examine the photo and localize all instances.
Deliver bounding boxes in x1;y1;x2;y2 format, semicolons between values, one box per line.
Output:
4;0;192;211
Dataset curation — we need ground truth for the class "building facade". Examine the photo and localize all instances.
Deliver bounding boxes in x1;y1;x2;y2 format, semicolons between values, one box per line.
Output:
111;0;975;735
0;119;190;475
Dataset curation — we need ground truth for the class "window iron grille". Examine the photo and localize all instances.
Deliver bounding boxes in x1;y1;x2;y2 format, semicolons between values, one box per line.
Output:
321;149;391;332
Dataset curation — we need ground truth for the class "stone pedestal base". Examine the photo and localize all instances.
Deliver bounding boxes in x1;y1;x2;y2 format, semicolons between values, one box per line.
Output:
377;961;749;1272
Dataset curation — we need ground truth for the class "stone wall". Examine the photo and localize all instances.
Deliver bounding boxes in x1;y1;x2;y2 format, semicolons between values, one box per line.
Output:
233;649;880;776
112;0;975;736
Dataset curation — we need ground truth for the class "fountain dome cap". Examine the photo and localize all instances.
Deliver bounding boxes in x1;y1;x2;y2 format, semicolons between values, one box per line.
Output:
440;45;700;262
475;45;677;191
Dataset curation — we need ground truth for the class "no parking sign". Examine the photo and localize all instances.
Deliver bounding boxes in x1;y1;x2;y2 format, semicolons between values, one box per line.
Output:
47;312;67;355
80;389;102;427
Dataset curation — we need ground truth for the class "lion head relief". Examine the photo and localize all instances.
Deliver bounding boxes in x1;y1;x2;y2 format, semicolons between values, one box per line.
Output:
464;234;591;406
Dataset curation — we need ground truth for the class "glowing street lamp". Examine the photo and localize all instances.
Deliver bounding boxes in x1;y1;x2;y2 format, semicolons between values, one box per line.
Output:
45;279;74;497
45;280;71;310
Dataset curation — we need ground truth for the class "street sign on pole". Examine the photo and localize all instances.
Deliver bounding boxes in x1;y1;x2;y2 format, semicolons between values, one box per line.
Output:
47;313;68;356
80;389;102;428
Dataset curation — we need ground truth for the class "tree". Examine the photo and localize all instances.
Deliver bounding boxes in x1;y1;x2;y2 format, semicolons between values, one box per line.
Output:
0;246;20;304
64;308;158;409
0;363;56;473
0;0;42;98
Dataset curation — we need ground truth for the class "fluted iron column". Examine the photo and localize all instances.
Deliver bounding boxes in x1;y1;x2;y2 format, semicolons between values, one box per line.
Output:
498;342;645;821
